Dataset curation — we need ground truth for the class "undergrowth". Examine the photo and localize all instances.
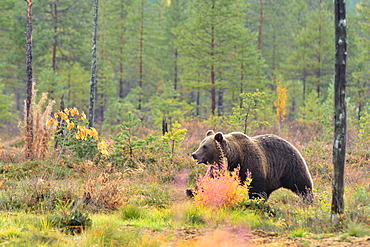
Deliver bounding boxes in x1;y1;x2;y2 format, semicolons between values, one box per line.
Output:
0;106;369;245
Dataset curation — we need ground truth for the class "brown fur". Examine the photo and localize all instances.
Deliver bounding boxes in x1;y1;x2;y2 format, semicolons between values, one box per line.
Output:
191;130;313;201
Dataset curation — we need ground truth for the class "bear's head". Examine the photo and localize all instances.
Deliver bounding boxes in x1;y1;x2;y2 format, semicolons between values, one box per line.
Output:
191;130;224;165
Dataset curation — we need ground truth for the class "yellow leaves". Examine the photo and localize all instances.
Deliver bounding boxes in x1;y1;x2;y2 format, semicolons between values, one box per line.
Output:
70;107;79;116
49;107;100;141
97;140;109;155
75;126;99;140
53;108;85;122
66;121;75;130
274;80;287;124
80;111;86;121
46;118;54;125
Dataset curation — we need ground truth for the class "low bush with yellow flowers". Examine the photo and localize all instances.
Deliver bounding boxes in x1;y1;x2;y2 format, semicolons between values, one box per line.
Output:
47;107;108;160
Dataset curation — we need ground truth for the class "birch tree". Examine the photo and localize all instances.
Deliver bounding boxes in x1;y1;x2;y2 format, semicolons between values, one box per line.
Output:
331;0;347;224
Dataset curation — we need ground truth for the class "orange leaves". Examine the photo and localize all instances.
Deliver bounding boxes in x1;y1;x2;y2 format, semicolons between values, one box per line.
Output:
75;126;98;140
194;164;249;209
274;81;287;124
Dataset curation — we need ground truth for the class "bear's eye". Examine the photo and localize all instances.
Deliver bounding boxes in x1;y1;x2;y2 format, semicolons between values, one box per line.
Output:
203;145;207;149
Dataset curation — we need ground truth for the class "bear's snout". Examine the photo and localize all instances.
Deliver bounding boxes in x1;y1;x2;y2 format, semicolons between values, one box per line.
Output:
191;152;197;159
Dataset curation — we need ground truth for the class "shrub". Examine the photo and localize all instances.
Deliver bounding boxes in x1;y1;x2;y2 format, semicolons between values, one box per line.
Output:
120;203;144;220
21;88;56;159
47;199;92;235
194;157;250;209
82;172;124;211
47;107;108;160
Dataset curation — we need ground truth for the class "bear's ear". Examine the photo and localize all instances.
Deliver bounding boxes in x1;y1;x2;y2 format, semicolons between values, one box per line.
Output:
206;130;215;136
214;132;224;142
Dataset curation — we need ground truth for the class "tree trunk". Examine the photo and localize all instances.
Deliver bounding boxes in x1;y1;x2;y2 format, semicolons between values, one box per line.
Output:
88;0;99;128
25;0;34;160
174;48;178;93
217;90;224;116
210;3;216;116
332;0;347;224
257;0;264;51
138;0;144;110
51;2;58;73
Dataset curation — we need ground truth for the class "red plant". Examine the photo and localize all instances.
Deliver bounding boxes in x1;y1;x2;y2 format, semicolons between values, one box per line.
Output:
194;157;250;208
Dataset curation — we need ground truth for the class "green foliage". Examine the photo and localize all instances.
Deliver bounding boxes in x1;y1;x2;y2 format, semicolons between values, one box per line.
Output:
183;204;206;226
0;175;78;212
120;204;144;220
343;221;370;238
103;98;140;131
229;90;270;134
285;0;333;97
161;121;187;159
175;0;264;117
47;199;92;235
298;86;333;142
289;228;308;238
356;110;370;147
139;183;172;208
0;84;16;127
241;199;277;217
148;81;191;130
110;112;146;161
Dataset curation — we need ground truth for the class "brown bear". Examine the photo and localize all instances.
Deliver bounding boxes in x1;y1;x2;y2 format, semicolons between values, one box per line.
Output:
190;130;313;202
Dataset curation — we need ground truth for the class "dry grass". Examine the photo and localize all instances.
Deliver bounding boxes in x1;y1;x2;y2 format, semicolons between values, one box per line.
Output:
22;86;56;159
82;171;125;211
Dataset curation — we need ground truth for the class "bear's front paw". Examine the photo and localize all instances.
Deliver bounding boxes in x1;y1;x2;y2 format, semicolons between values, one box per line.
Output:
185;188;194;198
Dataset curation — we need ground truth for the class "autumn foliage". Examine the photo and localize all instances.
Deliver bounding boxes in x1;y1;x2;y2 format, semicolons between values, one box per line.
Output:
274;81;287;125
194;160;250;209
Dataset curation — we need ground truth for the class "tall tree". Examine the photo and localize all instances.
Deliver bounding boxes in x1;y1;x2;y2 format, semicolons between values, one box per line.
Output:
331;0;347;224
350;2;370;120
176;0;262;117
31;0;91;105
24;0;34;160
286;0;333;100
89;0;99;127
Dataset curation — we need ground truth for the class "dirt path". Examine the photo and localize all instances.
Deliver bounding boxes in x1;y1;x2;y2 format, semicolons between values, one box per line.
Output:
140;226;370;246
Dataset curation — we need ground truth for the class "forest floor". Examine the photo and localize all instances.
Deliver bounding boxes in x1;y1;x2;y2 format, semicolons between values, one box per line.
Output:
128;225;370;246
0;126;369;247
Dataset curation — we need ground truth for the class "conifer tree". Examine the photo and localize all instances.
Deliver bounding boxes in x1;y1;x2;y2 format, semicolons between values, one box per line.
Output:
286;1;333;100
175;0;263;117
351;3;370;119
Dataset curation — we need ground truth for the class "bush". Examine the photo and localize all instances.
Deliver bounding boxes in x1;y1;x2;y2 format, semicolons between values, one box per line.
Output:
47;107;108;160
47;199;92;235
82;172;124;211
120;203;144;220
194;158;250;209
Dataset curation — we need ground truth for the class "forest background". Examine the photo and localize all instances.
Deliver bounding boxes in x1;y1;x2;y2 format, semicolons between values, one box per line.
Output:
0;0;369;133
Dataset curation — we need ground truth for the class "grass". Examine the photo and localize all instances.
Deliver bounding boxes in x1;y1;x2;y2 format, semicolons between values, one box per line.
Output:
0;123;369;246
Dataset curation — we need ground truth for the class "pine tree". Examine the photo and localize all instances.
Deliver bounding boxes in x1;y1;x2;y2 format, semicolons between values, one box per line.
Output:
286;0;334;100
175;0;263;117
350;2;370;119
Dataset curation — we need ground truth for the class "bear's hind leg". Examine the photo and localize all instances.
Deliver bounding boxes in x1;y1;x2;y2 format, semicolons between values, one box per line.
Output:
289;183;313;203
